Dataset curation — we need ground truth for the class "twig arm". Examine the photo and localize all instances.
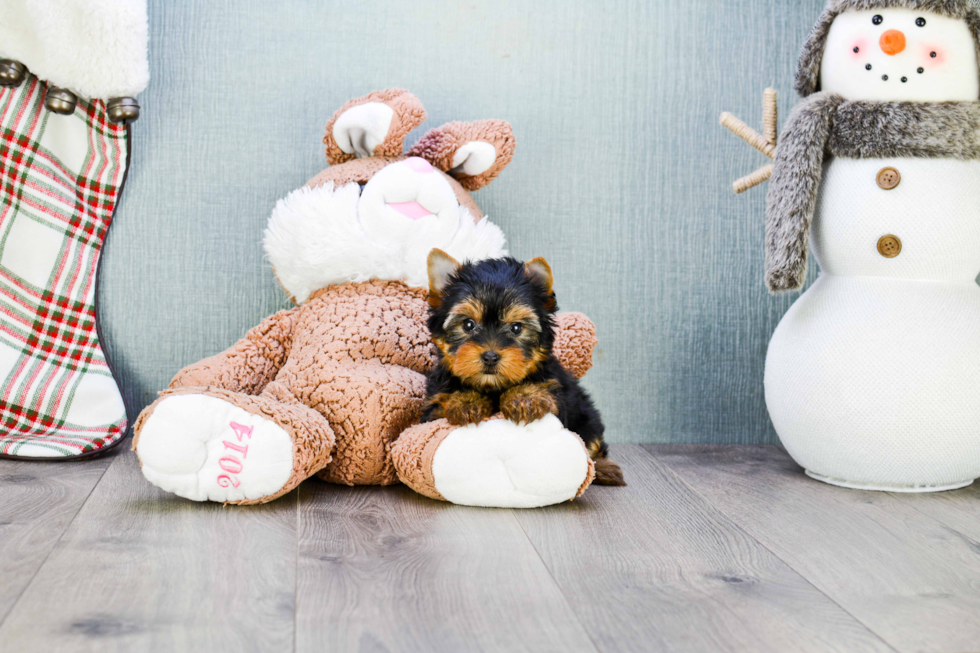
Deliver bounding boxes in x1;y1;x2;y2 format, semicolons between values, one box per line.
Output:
720;88;778;194
733;164;773;194
763;88;778;145
720;112;775;159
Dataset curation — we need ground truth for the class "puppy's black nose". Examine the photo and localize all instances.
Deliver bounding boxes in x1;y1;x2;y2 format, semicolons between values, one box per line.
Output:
481;351;501;366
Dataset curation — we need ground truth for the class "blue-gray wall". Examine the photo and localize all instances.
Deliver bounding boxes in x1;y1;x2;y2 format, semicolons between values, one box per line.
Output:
102;0;828;445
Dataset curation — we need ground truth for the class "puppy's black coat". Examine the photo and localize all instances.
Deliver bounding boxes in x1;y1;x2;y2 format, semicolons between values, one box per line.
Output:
422;251;624;486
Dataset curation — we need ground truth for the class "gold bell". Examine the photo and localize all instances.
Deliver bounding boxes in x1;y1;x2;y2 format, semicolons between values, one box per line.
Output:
106;97;139;124
0;59;27;87
45;87;77;114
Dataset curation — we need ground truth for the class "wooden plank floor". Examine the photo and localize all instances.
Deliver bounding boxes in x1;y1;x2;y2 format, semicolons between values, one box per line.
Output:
1;444;978;652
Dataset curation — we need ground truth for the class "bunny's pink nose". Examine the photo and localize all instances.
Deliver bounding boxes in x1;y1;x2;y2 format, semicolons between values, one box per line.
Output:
406;157;434;173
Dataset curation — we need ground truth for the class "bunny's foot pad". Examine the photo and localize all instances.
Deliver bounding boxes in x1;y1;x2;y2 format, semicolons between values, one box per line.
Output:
135;394;294;503
394;414;594;508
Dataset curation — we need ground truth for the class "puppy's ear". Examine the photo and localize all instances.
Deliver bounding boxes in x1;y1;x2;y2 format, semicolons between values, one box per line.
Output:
407;120;515;191
324;89;426;164
525;257;557;312
428;249;461;308
525;257;553;293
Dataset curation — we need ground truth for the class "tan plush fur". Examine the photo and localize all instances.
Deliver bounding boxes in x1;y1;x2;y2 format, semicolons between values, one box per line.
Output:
551;312;597;380
135;278;597;502
160;281;433;489
133;89;598;505
323;89;427;164
407;120;517;191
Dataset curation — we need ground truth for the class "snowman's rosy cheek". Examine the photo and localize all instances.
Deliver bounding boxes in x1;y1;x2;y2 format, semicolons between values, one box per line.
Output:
850;38;868;58
921;45;945;67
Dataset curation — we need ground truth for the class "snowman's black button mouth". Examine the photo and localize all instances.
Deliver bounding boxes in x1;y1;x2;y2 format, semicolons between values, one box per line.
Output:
882;74;889;81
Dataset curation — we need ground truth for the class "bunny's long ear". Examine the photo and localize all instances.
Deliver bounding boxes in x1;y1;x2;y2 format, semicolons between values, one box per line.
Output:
407;120;516;191
324;89;426;164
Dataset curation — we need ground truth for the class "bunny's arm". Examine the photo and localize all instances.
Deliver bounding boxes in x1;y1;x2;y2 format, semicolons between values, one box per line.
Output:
552;312;597;379
169;307;299;395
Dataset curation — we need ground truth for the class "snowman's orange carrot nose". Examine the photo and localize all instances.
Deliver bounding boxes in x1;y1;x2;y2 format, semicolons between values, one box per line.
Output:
880;30;906;55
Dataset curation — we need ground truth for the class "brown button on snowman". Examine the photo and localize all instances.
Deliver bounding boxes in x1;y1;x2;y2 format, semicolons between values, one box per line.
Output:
876;167;901;190
725;0;980;491
877;235;902;258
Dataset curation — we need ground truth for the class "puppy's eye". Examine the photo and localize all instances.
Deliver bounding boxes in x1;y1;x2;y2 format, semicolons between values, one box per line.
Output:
509;323;523;336
872;14;883;25
916;17;926;27
462;319;476;333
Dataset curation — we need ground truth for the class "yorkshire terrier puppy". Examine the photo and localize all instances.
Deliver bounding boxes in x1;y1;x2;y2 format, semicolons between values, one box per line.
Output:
421;249;625;486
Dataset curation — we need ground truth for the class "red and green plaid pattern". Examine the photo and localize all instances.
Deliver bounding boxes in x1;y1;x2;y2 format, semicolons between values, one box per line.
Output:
0;74;128;458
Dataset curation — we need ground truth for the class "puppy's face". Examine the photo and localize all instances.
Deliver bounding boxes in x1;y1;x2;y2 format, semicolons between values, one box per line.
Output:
437;295;546;390
427;251;557;391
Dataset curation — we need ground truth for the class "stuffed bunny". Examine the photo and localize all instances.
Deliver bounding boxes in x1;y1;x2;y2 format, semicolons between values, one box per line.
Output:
133;90;598;507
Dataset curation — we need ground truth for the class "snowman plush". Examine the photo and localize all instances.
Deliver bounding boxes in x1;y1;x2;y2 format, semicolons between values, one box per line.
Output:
756;0;980;491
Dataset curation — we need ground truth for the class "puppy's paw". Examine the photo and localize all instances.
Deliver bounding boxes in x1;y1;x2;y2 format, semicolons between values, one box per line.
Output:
432;391;494;426
501;382;559;424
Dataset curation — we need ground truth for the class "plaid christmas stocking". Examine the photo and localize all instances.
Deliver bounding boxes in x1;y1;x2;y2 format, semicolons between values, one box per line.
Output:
0;74;129;458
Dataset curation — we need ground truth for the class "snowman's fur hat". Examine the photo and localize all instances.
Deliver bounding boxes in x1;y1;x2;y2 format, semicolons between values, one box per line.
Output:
796;0;980;96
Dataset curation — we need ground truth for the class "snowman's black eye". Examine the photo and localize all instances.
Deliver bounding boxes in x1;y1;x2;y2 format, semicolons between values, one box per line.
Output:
854;46;860;53
916;17;926;27
872;15;883;25
931;51;937;57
